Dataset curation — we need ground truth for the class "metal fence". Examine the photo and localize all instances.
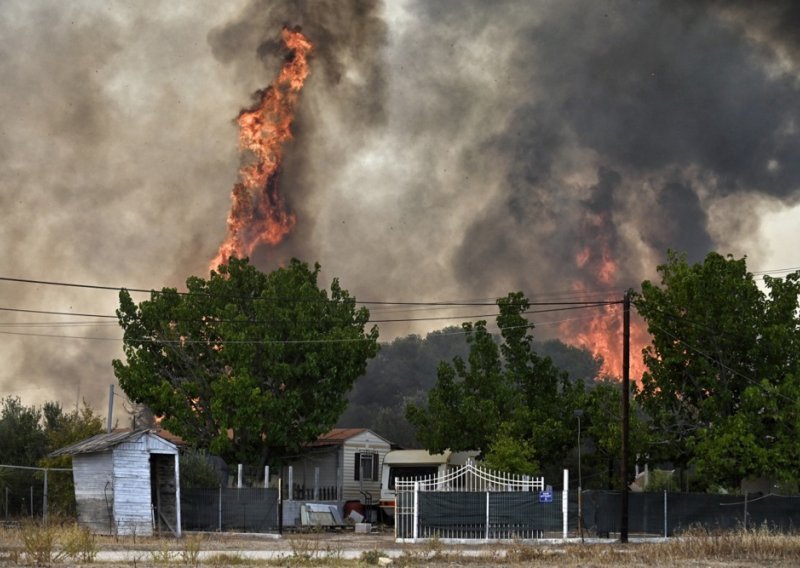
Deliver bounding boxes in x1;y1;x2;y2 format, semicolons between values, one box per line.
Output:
180;487;279;533
0;465;74;521
583;490;800;537
395;462;552;541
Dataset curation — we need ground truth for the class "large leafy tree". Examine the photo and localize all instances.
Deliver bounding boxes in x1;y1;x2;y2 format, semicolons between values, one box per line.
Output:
406;292;581;473
634;251;800;488
113;257;379;465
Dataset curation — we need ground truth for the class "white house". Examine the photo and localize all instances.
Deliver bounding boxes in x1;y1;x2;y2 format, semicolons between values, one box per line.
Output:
280;428;392;522
51;429;181;537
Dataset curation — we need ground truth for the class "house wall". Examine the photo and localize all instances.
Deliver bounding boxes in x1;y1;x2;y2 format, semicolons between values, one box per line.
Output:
341;431;391;503
73;452;114;534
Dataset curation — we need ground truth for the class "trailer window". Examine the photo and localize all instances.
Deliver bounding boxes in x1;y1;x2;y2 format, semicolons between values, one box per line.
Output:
354;452;379;481
388;466;439;489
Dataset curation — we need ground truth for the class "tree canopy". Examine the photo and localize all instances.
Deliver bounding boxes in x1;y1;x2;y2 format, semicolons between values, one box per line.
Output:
113;257;379;465
634;251;800;488
0;397;103;516
406;292;581;474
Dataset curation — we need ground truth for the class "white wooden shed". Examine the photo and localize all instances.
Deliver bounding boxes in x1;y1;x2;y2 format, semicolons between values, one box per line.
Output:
51;429;181;537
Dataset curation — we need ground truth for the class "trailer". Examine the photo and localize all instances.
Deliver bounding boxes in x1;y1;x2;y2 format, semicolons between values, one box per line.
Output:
378;449;478;520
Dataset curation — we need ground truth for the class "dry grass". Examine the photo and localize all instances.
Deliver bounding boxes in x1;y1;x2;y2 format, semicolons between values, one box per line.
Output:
2;522;800;566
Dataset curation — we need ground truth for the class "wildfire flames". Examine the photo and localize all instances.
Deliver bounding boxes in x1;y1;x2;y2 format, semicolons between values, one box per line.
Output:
210;27;313;271
561;205;648;381
562;298;649;381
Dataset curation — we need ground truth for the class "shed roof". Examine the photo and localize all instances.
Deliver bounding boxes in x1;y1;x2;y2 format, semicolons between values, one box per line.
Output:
308;428;391;447
49;429;178;457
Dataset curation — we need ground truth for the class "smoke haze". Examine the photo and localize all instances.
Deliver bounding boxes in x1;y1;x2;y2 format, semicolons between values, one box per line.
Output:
1;1;798;412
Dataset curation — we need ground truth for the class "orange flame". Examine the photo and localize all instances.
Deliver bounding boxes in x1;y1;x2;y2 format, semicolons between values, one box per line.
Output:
210;27;313;271
561;210;648;381
561;294;649;381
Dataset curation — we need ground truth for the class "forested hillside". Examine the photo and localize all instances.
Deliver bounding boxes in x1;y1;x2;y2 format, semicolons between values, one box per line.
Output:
338;326;602;447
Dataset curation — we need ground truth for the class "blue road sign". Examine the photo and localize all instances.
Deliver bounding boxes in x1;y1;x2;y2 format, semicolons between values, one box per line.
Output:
539;490;553;503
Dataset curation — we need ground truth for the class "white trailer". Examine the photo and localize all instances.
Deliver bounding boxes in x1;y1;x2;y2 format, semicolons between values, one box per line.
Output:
378;449;478;520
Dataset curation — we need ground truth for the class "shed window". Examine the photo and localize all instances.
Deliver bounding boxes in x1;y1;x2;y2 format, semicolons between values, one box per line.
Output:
354;452;379;481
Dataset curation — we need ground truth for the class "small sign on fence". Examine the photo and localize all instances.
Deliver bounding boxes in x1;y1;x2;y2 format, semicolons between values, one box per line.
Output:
539;490;553;503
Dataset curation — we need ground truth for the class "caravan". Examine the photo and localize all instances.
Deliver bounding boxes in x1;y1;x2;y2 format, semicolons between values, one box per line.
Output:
378;449;478;520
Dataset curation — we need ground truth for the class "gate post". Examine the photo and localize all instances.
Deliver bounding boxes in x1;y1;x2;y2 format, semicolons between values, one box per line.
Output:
485;492;490;540
562;469;569;539
413;481;419;540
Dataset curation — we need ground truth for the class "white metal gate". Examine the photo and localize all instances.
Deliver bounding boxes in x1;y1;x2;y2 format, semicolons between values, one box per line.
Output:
395;462;547;541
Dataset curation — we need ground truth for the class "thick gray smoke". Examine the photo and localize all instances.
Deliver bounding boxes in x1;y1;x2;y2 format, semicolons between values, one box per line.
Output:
0;1;798;411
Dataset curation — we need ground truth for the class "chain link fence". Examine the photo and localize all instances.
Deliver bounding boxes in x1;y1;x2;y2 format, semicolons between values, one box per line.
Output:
0;465;74;522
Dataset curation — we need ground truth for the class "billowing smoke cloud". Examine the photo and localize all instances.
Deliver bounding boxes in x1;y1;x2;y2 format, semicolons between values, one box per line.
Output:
1;1;798;410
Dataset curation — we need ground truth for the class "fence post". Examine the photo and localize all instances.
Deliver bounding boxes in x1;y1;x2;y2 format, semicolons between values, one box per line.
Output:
485;491;490;540
562;469;569;539
413;481;419;540
237;464;243;489
218;484;222;532
264;466;269;489
743;492;748;530
663;490;668;538
42;469;49;524
313;467;319;500
288;467;294;500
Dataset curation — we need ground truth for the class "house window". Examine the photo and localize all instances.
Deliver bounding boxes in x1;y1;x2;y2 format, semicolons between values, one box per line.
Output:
354;452;379;481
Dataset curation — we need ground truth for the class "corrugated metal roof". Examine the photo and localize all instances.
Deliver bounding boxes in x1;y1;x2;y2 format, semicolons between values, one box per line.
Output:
49;429;179;457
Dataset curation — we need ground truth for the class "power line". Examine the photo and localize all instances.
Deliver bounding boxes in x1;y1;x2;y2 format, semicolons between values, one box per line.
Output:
0;274;624;307
0;300;617;326
0;307;117;319
0;303;611;344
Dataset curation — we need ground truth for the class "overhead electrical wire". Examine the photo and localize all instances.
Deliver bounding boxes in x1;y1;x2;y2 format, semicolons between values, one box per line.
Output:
0;274;625;307
0;302;616;343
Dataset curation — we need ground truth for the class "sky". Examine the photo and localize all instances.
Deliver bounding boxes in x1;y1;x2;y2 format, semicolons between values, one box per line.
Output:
1;0;799;416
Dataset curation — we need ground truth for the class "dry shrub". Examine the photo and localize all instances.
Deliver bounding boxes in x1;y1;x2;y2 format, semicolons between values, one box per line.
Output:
20;520;64;564
180;533;203;566
62;523;97;562
150;537;177;564
505;541;550;563
207;551;250;566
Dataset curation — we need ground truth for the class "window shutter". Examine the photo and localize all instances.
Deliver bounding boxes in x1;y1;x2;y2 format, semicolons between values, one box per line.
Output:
354;452;361;481
372;453;379;481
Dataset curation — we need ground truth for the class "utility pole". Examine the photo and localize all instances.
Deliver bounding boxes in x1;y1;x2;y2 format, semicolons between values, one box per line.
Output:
107;384;114;433
620;290;631;543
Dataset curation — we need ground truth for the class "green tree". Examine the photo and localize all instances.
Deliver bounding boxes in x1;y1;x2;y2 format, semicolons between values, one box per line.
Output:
113;257;379;466
633;251;800;488
38;402;105;515
579;379;650;489
179;448;224;489
338;326;470;447
406;292;580;472
0;396;46;467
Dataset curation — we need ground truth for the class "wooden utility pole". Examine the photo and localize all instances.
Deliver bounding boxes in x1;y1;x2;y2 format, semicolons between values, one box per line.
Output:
620;290;631;542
